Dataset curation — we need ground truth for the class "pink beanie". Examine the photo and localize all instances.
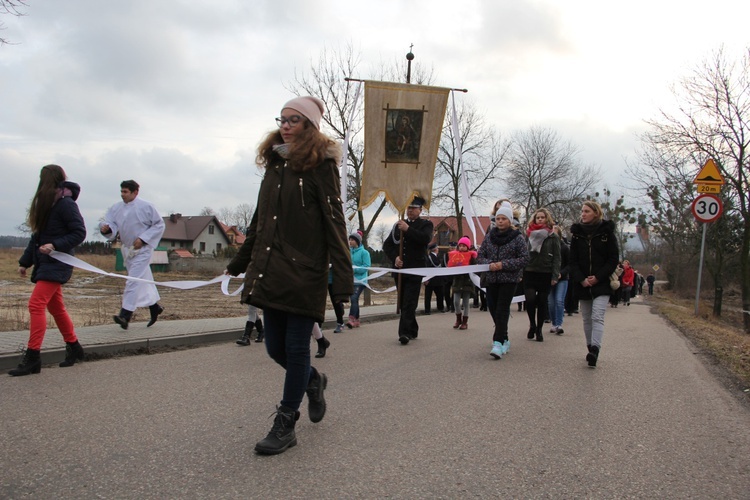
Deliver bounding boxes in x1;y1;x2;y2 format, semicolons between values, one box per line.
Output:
458;236;472;248
282;96;325;129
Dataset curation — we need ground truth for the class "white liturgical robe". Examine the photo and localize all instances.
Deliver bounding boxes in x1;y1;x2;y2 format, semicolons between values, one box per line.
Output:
100;197;165;311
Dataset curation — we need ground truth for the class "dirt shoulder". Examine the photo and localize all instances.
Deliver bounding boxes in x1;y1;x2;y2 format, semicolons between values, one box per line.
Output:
645;291;750;406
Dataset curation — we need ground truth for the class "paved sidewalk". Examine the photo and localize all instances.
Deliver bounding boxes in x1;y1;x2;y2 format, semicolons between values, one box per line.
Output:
0;304;399;370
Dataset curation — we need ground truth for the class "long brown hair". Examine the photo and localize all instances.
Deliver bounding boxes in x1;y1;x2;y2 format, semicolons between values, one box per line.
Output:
256;121;337;172
28;164;66;233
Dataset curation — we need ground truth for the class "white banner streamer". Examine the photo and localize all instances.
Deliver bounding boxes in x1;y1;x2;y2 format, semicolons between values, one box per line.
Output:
50;251;244;294
52;252;525;302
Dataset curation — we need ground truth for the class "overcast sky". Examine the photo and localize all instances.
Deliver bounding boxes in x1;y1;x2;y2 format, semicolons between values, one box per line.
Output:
1;0;747;239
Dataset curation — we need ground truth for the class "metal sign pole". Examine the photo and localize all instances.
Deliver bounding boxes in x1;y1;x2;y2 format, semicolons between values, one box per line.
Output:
694;222;708;315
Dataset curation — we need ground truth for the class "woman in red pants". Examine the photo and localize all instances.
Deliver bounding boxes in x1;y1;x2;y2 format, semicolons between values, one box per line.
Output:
10;164;86;376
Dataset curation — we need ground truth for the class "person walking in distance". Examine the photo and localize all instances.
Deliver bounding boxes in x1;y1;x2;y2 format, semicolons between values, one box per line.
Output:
547;225;570;335
477;201;529;359
447;236;477;330
346;230;371;328
382;196;434;345
11;165;86;376
569;200;619;368
423;242;447;314
523;208;561;342
100;180;166;330
225;95;352;455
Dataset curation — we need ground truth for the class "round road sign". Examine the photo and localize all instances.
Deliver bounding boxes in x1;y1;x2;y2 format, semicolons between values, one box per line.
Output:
691;194;723;223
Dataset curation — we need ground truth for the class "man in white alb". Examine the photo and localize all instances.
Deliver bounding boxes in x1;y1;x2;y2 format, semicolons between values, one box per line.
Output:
100;180;165;329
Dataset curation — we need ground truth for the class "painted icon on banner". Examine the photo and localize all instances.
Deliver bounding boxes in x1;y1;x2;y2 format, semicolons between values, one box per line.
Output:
385;109;424;163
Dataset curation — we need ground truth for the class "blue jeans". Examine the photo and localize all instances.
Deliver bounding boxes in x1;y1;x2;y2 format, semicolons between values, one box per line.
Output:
548;280;569;327
262;307;317;411
348;284;366;319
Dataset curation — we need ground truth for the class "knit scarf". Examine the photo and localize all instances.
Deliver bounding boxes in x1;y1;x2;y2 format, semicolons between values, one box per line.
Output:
272;143;291;159
526;223;552;253
489;227;519;247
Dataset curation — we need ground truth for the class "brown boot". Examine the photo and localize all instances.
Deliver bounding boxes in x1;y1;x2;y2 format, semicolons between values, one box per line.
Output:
459;316;468;330
453;313;462;329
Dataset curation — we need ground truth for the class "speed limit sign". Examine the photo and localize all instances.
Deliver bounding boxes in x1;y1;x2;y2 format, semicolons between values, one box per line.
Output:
691;194;723;223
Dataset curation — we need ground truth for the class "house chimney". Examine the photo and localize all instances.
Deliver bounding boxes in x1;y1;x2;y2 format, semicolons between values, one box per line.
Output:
169;213;182;223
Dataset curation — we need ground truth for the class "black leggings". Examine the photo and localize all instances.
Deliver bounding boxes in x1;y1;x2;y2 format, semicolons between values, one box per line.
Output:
485;282;517;343
523;271;552;329
327;284;345;324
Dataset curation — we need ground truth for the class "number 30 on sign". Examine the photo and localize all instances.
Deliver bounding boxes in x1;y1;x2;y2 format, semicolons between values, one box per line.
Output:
691;194;723;223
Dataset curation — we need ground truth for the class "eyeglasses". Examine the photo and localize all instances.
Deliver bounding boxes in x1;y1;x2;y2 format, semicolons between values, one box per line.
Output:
275;115;303;128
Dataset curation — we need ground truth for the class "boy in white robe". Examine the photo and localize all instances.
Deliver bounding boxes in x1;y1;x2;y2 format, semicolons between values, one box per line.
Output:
100;180;165;329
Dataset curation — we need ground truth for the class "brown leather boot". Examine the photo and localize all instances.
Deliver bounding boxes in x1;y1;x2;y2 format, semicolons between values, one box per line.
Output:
459;316;468;330
453;313;462;329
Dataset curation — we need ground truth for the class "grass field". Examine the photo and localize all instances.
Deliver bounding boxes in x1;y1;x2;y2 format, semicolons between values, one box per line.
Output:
0;248;398;332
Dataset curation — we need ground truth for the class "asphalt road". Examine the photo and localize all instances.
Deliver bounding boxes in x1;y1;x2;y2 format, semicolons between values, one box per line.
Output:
2;298;749;498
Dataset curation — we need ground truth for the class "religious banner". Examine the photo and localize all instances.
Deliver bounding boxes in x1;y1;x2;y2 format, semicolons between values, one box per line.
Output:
360;81;450;214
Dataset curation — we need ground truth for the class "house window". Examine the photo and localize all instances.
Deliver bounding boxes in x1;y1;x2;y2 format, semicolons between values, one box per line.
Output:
200;242;206;252
171;241;175;247
180;242;184;248
216;243;222;252
208;225;215;235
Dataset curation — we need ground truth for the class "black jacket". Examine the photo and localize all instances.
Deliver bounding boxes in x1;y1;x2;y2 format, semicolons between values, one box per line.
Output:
569;220;619;299
383;217;434;272
226;150;353;323
19;181;86;284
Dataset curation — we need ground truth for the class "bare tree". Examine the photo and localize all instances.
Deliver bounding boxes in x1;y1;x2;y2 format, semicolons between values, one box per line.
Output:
644;46;750;331
233;203;255;233
217;207;233;226
504;126;600;225
287;43;434;248
431;100;510;235
628;142;702;289
199;207;215;216
1;0;26;45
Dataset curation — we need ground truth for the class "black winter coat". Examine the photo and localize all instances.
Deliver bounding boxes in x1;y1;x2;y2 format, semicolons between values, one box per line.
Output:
19;181;86;284
383;218;434;271
226;151;353;324
569;220;619;299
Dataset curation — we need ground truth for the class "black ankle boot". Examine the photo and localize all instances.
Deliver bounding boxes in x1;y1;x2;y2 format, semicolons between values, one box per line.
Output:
147;303;164;327
236;321;254;346
59;341;84;367
535;326;544;342
9;348;41;376
113;309;132;330
306;372;328;423
254;319;264;342
586;345;600;368
527;326;536;340
254;406;299;455
315;336;330;358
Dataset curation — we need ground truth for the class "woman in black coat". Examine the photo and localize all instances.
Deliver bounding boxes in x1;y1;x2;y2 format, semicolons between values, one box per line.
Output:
226;96;352;455
11;164;86;376
569;200;619;368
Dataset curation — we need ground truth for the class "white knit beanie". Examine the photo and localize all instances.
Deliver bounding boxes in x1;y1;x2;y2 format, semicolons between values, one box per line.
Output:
495;202;513;222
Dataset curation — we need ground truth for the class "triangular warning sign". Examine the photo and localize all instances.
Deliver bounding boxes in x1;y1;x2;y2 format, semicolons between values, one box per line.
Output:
693;159;724;185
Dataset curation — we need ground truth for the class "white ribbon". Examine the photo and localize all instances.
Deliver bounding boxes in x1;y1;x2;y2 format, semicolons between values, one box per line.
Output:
50;251;245;295
52;251;525;302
